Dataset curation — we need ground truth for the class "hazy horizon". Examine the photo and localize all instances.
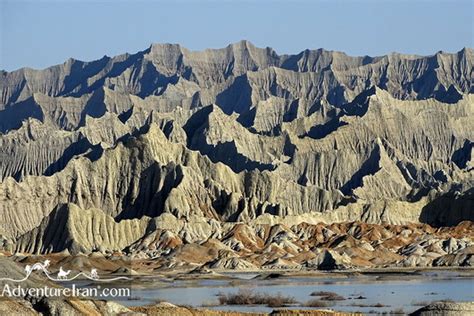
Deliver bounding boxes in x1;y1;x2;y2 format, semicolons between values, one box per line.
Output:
1;0;473;71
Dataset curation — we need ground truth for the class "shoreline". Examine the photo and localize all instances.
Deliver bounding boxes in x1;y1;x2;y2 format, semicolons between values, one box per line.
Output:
137;265;474;279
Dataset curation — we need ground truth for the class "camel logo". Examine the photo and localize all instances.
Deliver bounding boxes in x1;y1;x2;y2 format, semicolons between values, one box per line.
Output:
0;260;131;283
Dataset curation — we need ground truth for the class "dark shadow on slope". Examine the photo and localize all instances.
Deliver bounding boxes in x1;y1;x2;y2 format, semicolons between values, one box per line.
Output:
84;145;104;162
268;79;293;100
118;106;134;124
67;50;178;99
78;88;107;127
377;65;389;90
407;187;433;203
3;77;27;106
283;134;297;162
307;100;324;117
451;140;472;169
312;250;341;271
302;88;374;140
433;85;463;104
283;99;300;122
280;50;309;71
43;137;102;177
211;190;247;222
188;91;203;110
198;140;274;173
67;50;141;96
182;105;214;143
0;97;44;134
342;86;375;116
116;162;184;221
280;48;337;73
303;117;348;140
408;55;465;102
77;52;144;95
211;190;233;220
407;55;439;98
248;125;282;137
30;204;73;254
215;74;253;115
136;64;179;98
396;159;449;203
326;86;347;106
339;144;382;195
236;106;256;128
419;188;474;227
183;106;274;172
237;98;298;131
62;56;111;96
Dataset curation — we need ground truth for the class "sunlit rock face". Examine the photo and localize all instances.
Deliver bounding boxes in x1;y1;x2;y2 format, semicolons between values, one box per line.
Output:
0;42;472;259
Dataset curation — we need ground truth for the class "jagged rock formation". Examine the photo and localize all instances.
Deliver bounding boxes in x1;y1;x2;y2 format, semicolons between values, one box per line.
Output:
5;180;471;268
15;203;151;254
0;42;472;258
147;219;473;270
10;201;474;269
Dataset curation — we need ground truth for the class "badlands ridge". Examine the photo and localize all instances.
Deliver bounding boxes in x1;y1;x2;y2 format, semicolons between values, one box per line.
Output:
0;41;472;270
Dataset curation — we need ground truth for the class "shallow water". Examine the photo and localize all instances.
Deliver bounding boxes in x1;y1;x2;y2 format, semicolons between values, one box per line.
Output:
118;271;474;314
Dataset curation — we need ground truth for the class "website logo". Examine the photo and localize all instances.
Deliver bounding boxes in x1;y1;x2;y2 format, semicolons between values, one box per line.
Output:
0;259;132;283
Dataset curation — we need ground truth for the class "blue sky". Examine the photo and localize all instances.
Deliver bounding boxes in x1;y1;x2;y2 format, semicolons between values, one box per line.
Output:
1;0;473;71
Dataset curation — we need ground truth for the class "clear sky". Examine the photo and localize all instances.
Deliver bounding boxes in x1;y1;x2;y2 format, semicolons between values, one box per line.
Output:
1;0;473;71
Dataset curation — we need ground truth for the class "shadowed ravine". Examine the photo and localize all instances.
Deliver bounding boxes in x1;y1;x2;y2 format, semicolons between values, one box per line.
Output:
0;42;472;273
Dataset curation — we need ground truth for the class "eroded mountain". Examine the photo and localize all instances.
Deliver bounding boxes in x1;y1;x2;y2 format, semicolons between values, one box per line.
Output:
0;42;472;265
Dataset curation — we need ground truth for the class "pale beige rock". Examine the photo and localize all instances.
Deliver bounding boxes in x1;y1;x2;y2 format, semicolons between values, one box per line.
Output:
0;42;472;260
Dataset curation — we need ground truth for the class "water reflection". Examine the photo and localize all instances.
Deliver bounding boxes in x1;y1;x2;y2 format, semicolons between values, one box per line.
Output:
117;271;474;314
